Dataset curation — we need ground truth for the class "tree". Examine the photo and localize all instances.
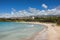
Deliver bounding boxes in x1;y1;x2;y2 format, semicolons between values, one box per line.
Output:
57;17;60;25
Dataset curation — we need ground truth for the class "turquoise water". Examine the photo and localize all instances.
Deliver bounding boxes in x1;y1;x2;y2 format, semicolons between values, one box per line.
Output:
0;22;45;40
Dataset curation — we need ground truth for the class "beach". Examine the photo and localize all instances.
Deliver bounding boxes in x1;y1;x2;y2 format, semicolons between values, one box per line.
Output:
0;22;60;40
21;22;60;40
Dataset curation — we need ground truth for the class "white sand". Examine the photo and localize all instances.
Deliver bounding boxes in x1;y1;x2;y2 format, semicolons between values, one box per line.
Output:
20;22;60;40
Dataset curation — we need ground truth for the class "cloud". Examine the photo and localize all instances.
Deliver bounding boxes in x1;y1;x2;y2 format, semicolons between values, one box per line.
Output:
56;6;60;10
0;6;60;18
42;4;48;9
28;7;40;15
11;8;16;15
0;13;12;18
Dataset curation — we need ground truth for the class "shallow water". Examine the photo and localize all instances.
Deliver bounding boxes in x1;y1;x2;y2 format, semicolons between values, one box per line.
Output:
0;22;45;40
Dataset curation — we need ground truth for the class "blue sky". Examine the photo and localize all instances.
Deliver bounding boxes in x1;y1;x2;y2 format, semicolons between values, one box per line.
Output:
0;0;60;18
0;0;60;13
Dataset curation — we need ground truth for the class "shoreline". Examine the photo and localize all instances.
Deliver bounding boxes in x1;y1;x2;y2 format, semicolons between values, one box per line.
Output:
19;22;48;40
0;22;60;40
19;22;60;40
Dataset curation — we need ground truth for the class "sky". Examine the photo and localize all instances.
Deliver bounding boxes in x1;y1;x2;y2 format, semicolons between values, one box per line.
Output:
0;0;60;18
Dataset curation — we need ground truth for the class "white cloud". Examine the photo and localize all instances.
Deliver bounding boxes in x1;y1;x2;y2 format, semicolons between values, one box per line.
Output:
0;6;60;18
28;7;41;15
11;8;16;15
42;4;48;9
0;13;12;18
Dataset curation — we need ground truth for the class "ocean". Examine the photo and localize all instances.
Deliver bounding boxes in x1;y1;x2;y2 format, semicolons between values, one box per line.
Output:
0;22;45;40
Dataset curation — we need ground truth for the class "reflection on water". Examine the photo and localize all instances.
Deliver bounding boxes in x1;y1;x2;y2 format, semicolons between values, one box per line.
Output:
0;22;45;40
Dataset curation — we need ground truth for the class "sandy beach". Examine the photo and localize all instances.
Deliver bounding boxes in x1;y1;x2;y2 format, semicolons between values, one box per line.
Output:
20;22;60;40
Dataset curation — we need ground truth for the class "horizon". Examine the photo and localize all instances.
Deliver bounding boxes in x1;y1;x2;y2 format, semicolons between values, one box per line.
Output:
0;0;60;18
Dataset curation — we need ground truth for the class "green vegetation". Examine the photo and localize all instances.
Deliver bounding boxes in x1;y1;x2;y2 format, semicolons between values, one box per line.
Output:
0;16;60;25
56;17;60;25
